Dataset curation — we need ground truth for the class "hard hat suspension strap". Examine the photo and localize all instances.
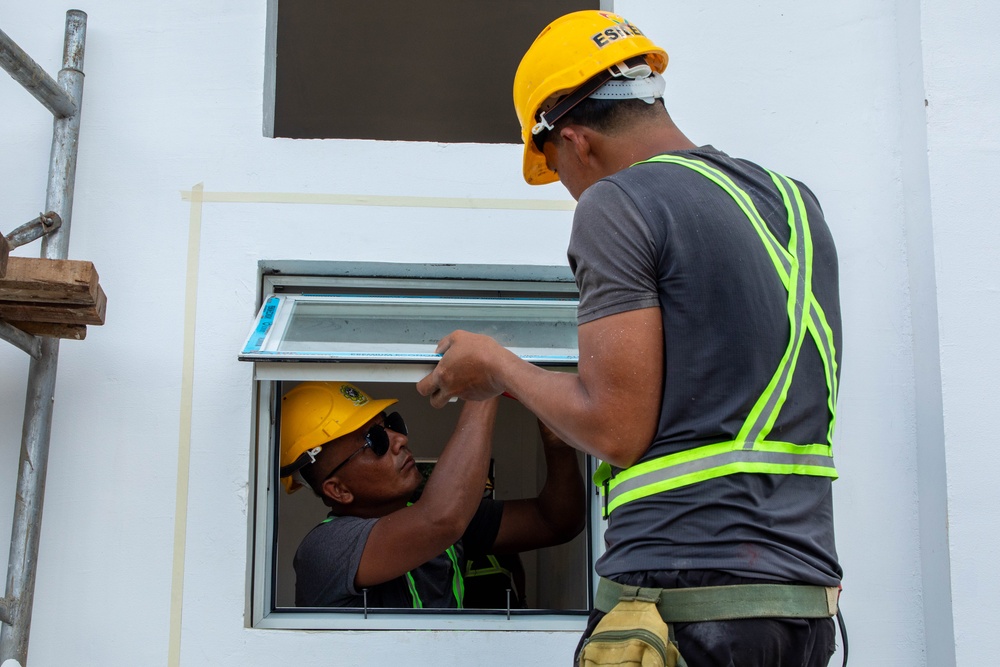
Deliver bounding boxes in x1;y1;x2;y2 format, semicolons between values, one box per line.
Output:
531;56;652;138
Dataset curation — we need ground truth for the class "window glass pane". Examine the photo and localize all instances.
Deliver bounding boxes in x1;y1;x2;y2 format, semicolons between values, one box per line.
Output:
241;294;579;362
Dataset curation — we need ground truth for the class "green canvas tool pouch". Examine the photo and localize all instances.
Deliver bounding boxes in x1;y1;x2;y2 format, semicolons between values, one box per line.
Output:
578;591;685;667
581;577;841;666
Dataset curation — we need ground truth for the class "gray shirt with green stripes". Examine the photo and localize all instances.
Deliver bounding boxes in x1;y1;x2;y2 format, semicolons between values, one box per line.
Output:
293;498;504;608
569;146;842;587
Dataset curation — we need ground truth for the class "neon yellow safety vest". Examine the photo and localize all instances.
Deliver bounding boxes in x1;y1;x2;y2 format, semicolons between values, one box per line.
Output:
323;514;465;608
465;554;512;579
405;544;464;609
594;155;839;518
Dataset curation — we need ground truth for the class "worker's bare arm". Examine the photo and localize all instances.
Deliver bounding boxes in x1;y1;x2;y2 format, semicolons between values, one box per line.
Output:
491;420;586;553
417;307;663;467
354;398;498;589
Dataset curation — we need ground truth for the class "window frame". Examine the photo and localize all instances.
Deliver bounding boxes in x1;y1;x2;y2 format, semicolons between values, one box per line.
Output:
241;293;581;365
246;262;606;632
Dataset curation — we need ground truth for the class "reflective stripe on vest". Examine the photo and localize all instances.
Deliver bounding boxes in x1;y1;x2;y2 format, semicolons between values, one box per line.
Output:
595;155;839;517
465;554;512;579
325;511;466;609
404;544;464;609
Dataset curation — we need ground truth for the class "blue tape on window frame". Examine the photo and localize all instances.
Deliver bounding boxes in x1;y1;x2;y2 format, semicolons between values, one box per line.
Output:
243;295;281;354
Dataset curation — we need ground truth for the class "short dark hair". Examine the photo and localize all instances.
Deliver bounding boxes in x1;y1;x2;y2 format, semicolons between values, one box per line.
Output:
536;97;666;150
562;97;664;133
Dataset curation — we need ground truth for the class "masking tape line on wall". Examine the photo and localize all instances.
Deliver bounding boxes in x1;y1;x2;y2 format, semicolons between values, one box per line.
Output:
179;190;576;211
169;183;203;667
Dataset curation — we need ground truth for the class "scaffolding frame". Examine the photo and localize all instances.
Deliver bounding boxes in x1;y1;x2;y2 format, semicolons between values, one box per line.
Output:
0;10;87;666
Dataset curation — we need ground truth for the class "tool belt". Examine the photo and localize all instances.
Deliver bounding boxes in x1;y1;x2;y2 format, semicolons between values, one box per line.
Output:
595;577;840;623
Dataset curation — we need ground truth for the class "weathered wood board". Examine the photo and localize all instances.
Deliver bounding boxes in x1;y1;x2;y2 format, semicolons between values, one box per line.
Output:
0;257;100;305
0;284;106;325
4;320;87;340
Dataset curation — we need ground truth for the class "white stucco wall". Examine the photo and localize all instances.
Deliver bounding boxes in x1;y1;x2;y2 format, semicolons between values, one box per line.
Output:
920;0;1000;664
0;1;993;665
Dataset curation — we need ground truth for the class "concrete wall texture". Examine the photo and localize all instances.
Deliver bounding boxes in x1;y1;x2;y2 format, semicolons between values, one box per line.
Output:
0;1;996;665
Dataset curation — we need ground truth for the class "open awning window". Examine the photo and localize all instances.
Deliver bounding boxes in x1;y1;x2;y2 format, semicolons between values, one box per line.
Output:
240;293;580;365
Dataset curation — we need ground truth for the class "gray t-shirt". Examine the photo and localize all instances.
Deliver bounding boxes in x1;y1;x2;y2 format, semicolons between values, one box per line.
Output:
569;146;842;587
294;498;504;608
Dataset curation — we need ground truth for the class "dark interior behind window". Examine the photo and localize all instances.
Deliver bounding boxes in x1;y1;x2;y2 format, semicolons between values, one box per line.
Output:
272;0;599;142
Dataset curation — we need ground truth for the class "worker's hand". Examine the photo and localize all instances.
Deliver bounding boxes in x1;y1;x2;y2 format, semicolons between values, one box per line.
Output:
417;330;509;408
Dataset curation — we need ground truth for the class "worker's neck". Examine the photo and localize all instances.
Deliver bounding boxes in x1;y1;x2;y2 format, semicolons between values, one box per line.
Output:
606;122;699;173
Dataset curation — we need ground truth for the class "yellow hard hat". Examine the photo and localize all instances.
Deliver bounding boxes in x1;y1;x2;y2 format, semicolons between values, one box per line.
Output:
279;382;397;494
513;10;668;185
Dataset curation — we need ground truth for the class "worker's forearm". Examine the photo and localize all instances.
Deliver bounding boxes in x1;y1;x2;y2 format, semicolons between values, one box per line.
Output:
416;398;498;533
496;354;631;464
492;309;663;467
417;309;662;466
535;445;586;540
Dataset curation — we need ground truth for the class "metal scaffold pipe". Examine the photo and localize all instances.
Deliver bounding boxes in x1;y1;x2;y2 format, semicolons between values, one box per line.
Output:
0;10;87;666
0;23;78;119
0;322;41;360
42;10;86;261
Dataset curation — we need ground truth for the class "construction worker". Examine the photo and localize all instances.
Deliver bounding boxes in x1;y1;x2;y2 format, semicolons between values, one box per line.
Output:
417;10;843;665
279;381;585;608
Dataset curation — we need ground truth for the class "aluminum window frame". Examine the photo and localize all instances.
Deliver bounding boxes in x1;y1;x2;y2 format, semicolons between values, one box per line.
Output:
246;263;606;632
241;293;581;365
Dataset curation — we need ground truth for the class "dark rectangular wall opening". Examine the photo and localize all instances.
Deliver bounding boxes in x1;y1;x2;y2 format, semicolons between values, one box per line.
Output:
271;0;599;142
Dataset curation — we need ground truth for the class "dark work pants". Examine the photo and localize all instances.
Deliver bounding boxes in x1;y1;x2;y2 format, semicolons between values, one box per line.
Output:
575;571;838;667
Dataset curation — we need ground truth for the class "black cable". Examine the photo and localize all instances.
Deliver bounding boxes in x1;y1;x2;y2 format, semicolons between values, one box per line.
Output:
836;609;849;666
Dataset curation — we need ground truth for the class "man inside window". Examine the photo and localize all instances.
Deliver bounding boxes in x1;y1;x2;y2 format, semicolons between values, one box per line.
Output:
279;381;585;608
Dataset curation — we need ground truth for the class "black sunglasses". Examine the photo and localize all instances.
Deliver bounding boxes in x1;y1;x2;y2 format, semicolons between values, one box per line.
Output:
322;412;407;481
